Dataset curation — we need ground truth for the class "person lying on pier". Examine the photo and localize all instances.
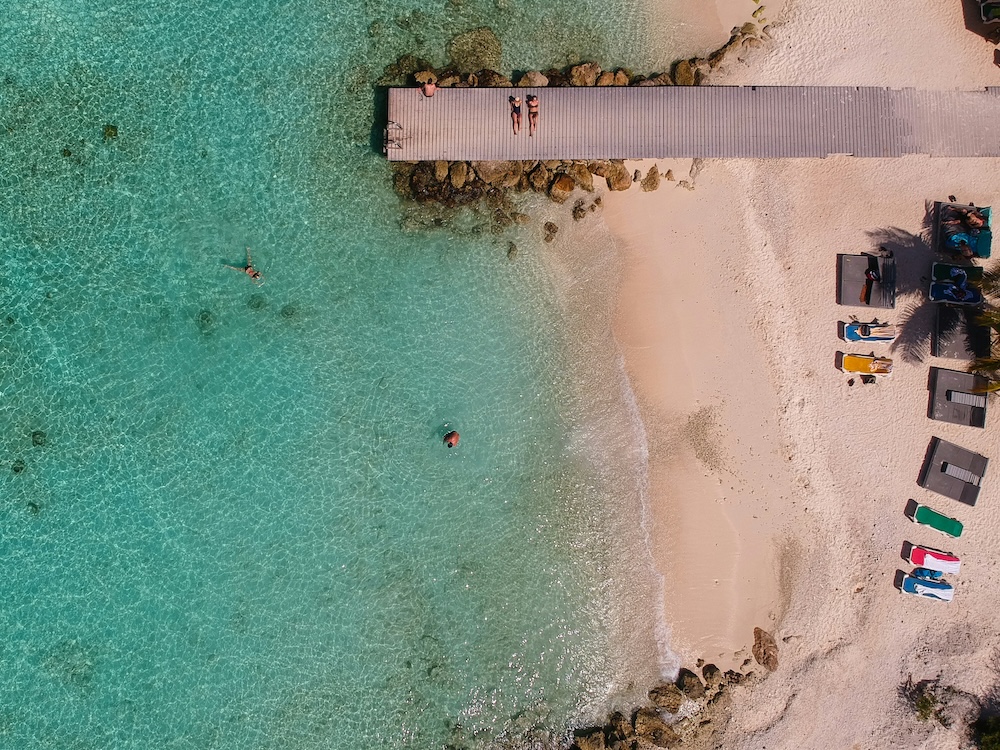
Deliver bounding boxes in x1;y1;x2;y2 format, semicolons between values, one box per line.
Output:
527;95;539;136
509;96;522;135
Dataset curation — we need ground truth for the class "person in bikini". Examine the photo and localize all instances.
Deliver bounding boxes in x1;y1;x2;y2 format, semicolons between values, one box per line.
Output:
224;247;264;286
509;96;522;135
526;94;539;136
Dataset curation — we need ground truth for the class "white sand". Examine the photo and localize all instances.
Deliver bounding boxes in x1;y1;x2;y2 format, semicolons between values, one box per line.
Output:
593;0;1000;746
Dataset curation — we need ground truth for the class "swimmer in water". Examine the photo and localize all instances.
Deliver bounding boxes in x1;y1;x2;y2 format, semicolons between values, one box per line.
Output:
224;247;264;286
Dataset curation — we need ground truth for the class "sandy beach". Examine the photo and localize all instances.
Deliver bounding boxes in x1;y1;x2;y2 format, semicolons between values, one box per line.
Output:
596;0;999;746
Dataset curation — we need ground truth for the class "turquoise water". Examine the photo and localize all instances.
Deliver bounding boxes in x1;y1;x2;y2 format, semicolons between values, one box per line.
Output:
0;1;675;748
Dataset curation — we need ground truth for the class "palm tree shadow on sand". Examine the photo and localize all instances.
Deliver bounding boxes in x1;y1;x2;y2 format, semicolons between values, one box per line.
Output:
864;221;940;363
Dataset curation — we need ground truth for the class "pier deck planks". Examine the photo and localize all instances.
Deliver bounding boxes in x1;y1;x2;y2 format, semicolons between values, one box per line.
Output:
385;86;1000;161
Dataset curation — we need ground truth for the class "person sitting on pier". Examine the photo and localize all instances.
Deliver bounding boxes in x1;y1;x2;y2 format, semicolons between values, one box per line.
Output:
527;95;539;136
509;96;522;135
421;80;437;97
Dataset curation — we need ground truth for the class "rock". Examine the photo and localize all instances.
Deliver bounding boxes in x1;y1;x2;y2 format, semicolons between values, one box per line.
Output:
664;169;674;181
635;79;660;87
543;68;568;86
672;59;696;86
676;667;706;699
543;221;559;242
103;123;118;141
651;72;673;86
549;174;575;203
507;242;519;260
633;708;681;748
648;682;685;712
517;70;549;87
743;36;764;50
569;62;602;86
566;162;594;192
640;165;660;192
447;27;502;72
449;161;468;190
414;70;437;84
752;627;779;671
702;663;723;689
528;164;551;192
587;160;611;177
572;199;587;221
434;161;450;182
596;71;615;86
613;69;630;86
499;162;523;188
476;69;512;87
31;430;47;447
511;211;530;225
392;162;417;197
605;162;632;191
606;711;634;743
572;727;606;750
543;160;562;170
437;73;461;87
471;160;519;187
723;669;746;685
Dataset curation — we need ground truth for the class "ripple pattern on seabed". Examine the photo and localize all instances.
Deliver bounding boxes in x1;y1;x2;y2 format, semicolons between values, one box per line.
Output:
0;0;670;747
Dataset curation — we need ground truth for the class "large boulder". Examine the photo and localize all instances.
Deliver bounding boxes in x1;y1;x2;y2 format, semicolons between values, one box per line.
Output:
471;160;519;187
517;70;549;87
414;70;437;84
604;162;632;191
549;174;576;203
672;59;696;86
633;708;681;748
448;27;502;72
596;71;615;86
702;663;723;689
566;162;594;192
613;69;630;86
648;682;684;712
528;164;551;192
449;161;469;190
676;667;706;699
606;711;634;744
434;160;450;182
640;165;660;192
752;627;779;671
569;62;602;86
476;69;512;87
572;727;606;750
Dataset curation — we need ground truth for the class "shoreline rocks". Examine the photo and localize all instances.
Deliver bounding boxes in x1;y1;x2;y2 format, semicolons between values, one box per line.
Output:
568;660;761;750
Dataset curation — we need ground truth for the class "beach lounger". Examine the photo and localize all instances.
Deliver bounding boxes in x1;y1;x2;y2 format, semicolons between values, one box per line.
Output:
907;544;961;575
933;202;993;258
927;368;989;428
837;253;896;308
842;319;896;343
928;282;983;306
982;1;1000;25
908;502;964;538
901;574;955;602
931;263;985;283
919;437;989;506
838;353;893;376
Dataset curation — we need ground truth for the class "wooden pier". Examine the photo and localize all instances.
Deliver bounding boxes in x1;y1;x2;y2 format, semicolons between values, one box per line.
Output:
385;86;1000;161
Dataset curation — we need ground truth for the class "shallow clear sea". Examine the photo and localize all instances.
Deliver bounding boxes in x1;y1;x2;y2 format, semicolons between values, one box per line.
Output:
0;1;698;748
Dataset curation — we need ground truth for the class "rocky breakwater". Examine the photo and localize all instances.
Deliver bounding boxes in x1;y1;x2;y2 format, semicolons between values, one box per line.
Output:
386;24;764;213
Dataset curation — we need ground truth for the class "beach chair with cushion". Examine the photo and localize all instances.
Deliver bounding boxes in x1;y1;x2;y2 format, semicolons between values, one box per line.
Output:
906;544;961;575
901;574;955;602
928;368;989;428
908;503;963;538
838;353;893;376
919;437;989;506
